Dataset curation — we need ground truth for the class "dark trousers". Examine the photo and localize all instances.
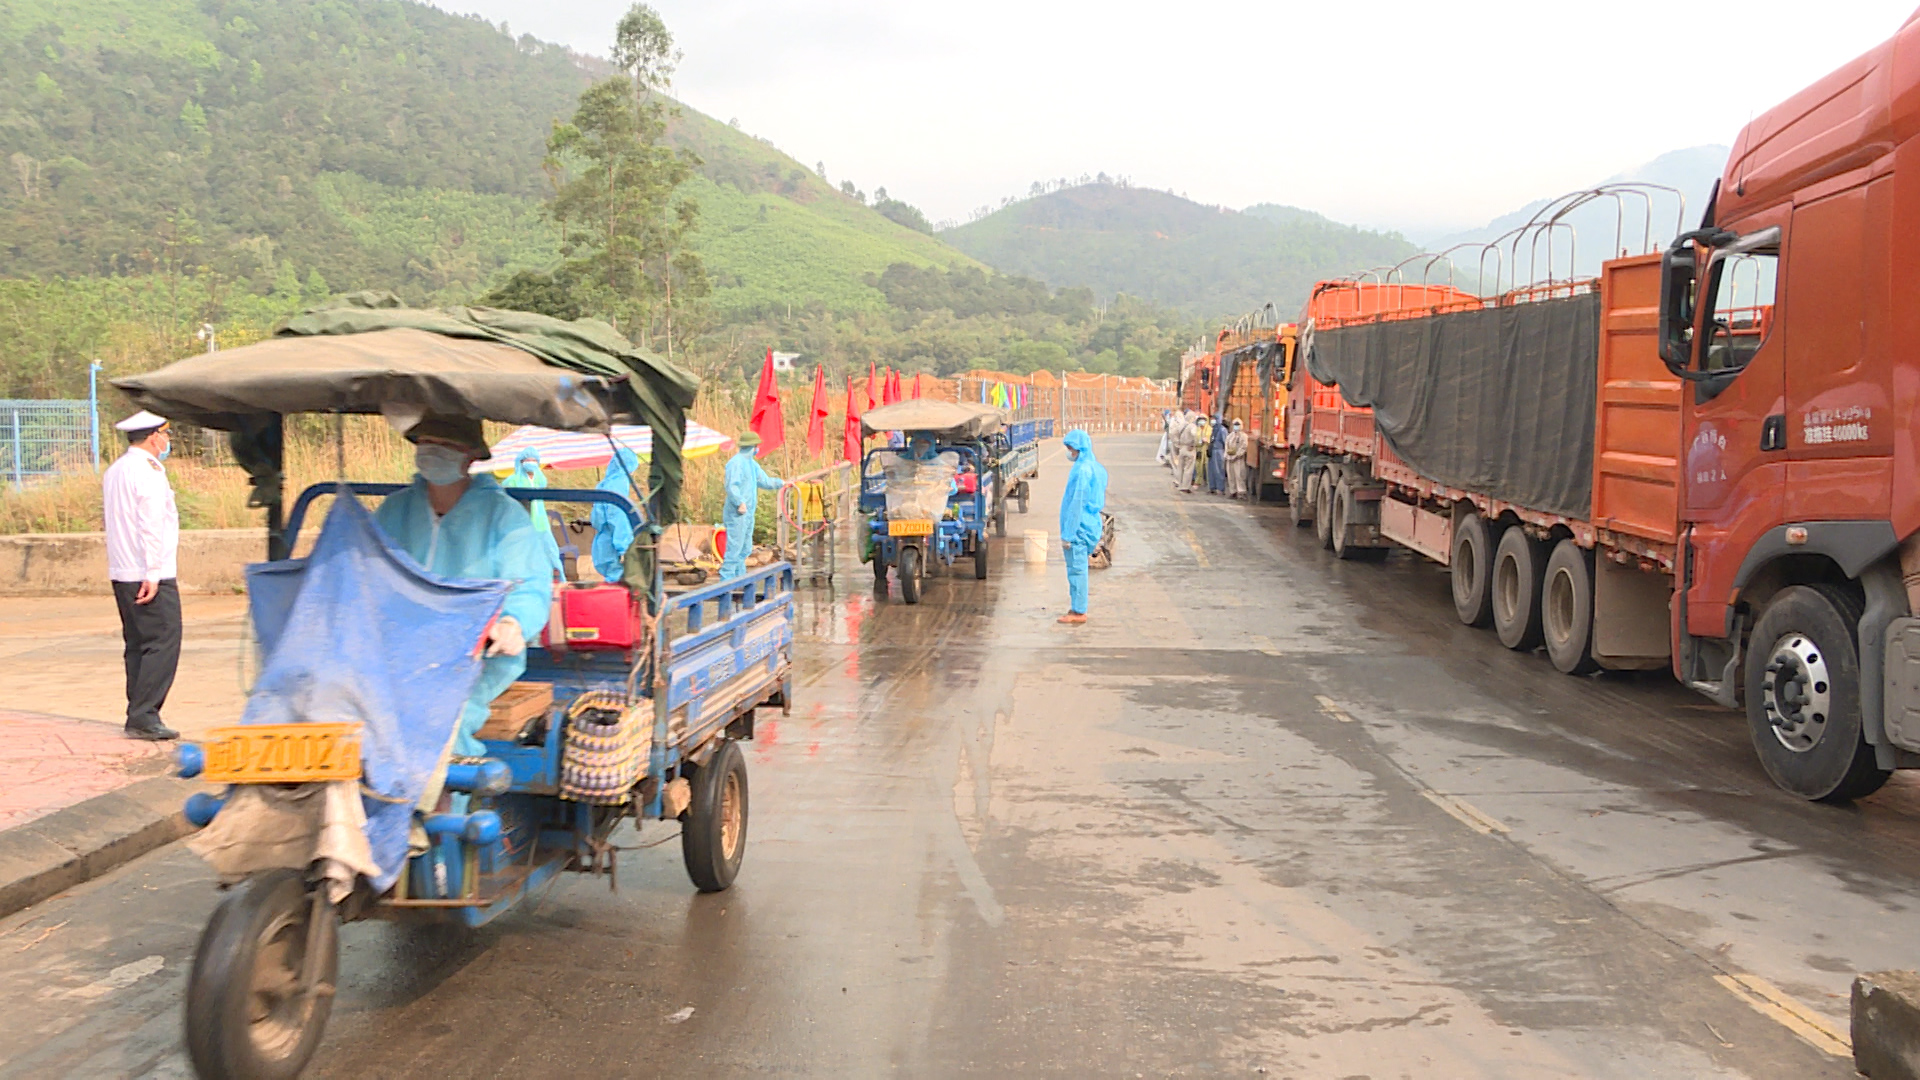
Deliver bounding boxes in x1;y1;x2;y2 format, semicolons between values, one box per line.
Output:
112;579;181;730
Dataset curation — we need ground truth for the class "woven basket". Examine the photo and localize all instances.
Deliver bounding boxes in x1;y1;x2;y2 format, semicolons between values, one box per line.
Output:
559;692;649;804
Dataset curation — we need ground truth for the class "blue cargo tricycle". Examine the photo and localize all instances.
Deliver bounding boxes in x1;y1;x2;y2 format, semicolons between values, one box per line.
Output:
857;400;1015;604
114;309;791;1080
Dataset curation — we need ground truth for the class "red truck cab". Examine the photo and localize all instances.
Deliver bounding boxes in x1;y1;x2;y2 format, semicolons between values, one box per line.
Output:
1661;13;1920;799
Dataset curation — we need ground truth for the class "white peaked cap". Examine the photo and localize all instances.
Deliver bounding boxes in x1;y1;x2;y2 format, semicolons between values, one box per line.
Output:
114;410;170;432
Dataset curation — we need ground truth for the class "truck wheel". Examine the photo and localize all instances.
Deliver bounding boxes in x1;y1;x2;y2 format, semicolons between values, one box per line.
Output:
994;497;1007;538
1313;472;1335;550
1492;527;1548;650
899;546;923;604
872;556;888;593
974;541;989;580
1331;479;1363;560
186;869;337;1080
1541;539;1599;674
681;740;748;892
1289;462;1315;529
1744;585;1891;802
1450;512;1495;628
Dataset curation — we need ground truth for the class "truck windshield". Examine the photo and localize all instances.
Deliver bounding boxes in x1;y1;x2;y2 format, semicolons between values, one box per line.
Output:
1700;240;1779;373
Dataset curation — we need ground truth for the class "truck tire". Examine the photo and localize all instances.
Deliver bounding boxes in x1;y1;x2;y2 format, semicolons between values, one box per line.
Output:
681;740;748;892
994;495;1007;538
186;868;337;1080
1492;527;1548;650
1289;460;1315;529
1744;585;1891;802
1330;479;1382;561
1541;539;1600;674
899;546;922;605
1450;512;1495;628
873;556;888;593
973;540;989;580
1314;472;1335;550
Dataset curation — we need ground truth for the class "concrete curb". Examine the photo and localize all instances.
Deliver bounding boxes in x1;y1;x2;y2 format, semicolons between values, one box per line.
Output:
0;775;198;920
1855;971;1920;1079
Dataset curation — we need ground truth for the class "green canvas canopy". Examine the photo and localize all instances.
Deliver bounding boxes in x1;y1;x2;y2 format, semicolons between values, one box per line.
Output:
114;293;700;587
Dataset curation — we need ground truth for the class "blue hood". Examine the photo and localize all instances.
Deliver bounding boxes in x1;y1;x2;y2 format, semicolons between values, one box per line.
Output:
1063;429;1094;455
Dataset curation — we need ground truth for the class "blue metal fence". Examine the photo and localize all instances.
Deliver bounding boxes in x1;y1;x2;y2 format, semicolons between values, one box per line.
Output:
1;393;98;487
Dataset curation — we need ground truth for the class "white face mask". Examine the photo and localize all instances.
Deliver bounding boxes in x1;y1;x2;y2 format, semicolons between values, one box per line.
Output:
416;445;470;486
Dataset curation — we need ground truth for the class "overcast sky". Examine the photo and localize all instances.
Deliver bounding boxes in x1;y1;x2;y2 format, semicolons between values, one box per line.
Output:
431;1;1916;237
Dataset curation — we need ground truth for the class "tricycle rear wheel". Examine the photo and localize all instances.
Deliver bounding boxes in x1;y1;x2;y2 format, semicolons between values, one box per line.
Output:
872;554;888;593
681;740;749;892
186;868;337;1080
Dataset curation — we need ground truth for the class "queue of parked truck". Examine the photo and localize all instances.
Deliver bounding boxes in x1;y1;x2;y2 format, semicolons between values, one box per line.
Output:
1185;13;1920;804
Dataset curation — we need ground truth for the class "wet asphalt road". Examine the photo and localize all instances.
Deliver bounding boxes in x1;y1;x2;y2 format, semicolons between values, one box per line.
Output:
5;433;1920;1078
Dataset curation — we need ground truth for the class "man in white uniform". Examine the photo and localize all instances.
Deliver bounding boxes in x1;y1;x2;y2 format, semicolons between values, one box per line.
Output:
102;410;181;740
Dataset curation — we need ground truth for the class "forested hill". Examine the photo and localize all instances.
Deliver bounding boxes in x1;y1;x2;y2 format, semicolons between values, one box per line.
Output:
0;0;971;313
940;185;1418;319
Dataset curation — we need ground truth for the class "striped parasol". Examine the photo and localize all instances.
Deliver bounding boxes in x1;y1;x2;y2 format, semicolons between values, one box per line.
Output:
471;421;734;475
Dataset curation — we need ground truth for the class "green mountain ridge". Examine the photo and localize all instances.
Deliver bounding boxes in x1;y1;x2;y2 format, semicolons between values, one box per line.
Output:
0;0;973;321
941;185;1418;318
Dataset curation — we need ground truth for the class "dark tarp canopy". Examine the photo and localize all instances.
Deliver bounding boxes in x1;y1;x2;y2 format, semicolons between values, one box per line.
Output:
113;293;700;588
861;400;1004;440
1306;293;1599;520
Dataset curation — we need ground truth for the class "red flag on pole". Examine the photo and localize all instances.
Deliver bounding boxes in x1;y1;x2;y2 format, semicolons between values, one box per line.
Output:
910;373;922;399
866;361;879;411
749;348;785;453
805;364;829;458
841;375;863;464
881;367;899;406
890;368;904;404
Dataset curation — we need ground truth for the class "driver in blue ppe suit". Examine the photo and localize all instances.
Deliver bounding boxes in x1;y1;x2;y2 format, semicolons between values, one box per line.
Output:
374;415;553;758
903;435;959;496
1057;428;1107;625
590;446;641;584
720;432;784;581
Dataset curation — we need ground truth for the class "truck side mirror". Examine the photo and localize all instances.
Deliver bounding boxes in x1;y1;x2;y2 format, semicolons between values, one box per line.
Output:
1657;241;1698;374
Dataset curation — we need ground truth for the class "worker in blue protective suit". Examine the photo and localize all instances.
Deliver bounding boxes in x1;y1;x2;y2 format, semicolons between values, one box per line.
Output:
721;432;785;581
903;434;959;493
590;446;641;584
373;415;553;758
1056;428;1107;625
503;447;564;580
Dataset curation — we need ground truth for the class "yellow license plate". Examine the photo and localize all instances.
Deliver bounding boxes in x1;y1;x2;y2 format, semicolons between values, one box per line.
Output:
888;519;935;537
202;723;363;784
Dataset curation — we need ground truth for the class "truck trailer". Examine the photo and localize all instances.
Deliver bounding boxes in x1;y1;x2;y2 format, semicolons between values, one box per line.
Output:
1283;13;1920;803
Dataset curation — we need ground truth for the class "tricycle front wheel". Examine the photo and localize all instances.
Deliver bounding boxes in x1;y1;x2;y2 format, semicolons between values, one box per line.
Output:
186;868;337;1080
899;546;923;604
682;740;748;892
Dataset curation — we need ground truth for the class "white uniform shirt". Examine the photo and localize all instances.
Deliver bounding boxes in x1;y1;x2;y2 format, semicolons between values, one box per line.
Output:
103;446;179;582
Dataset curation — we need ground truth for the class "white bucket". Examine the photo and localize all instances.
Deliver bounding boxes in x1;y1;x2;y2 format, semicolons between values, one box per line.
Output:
1024;530;1049;564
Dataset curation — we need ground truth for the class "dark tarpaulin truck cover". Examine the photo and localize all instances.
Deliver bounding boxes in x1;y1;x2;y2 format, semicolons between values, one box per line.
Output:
1305;293;1600;520
113;294;701;587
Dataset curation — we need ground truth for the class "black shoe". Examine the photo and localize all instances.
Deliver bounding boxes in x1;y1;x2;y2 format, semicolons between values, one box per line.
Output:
125;721;179;741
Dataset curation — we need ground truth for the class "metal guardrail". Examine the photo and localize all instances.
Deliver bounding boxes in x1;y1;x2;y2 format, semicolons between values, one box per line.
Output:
775;461;857;585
